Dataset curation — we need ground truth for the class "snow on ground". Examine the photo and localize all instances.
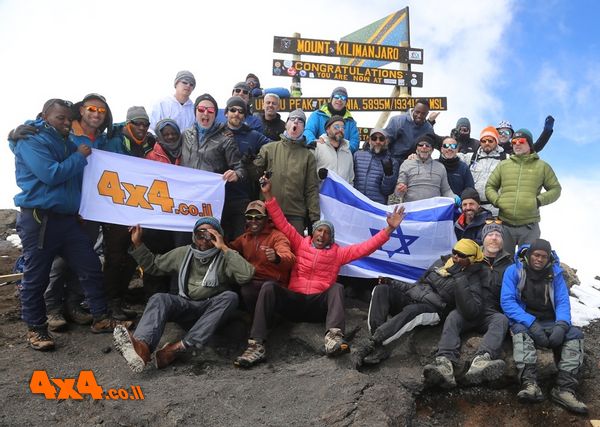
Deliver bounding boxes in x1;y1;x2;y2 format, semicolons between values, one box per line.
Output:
6;233;21;249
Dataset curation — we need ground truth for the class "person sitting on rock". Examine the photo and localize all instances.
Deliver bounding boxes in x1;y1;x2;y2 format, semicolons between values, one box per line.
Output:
113;217;255;372
422;223;513;388
355;239;486;368
500;239;587;414
234;175;405;368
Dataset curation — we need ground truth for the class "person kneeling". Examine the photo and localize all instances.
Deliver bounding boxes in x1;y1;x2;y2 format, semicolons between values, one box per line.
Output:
113;218;254;372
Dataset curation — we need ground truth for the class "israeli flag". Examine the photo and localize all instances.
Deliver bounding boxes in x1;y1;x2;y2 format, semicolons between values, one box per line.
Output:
319;171;456;283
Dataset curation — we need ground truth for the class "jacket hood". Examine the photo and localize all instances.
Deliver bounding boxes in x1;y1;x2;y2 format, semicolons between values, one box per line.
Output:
514;243;561;270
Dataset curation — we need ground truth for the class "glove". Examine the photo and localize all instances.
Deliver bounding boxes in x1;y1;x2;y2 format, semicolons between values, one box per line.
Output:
8;124;38;142
544;115;555;132
318;168;328;180
528;321;549;348
453;195;461;207
251;88;263;98
446;263;463;275
547;321;569;348
381;158;393;176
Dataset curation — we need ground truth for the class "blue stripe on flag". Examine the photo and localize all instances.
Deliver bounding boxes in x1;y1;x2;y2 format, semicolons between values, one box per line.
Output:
320;177;455;222
350;257;425;281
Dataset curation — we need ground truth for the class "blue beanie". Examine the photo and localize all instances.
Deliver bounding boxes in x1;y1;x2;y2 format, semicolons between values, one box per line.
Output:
193;217;224;236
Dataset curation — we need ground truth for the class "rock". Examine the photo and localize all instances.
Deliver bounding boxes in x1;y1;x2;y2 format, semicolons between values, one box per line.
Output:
0;209;18;237
561;262;580;289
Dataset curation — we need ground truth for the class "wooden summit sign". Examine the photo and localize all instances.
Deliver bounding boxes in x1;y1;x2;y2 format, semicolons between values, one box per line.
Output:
272;58;423;87
273;36;423;64
255;97;446;112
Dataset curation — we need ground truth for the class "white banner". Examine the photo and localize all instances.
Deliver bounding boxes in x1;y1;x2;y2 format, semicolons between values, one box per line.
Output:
319;171;457;283
79;150;225;232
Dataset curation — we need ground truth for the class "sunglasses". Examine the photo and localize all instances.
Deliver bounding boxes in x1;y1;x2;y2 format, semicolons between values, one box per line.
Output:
416;142;432;148
332;94;347;101
480;138;496;144
443;143;458;149
332;124;343;131
511;137;528;145
180;80;194;87
84;105;107;114
197;106;216;114
452;250;468;259
228;106;245;114
245;214;266;221
498;129;512;136
130;120;149;127
370;135;385;142
485;218;502;225
234;88;249;95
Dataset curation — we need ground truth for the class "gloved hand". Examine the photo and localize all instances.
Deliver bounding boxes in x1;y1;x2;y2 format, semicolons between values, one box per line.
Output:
446;263;463;275
547;321;569;348
318;168;328;180
381;158;393;176
544;115;555;132
251;88;263;98
8;124;38;142
453;195;461;207
528;321;549;348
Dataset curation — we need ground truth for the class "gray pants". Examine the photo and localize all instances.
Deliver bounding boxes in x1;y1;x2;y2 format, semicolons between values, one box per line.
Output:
436;309;508;362
134;291;238;351
502;222;540;256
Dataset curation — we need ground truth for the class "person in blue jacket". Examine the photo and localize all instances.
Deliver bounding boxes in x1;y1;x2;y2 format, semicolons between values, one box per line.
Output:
10;99;132;351
303;87;360;153
501;239;587;414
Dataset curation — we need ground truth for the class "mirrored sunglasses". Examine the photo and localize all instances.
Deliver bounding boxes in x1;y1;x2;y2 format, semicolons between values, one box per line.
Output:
84;105;107;114
443;143;458;149
332;94;347;101
197;106;216;114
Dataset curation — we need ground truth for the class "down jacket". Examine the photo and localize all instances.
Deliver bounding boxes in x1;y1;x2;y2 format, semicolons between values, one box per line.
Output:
303;104;360;153
485;153;561;225
265;197;390;295
353;146;399;204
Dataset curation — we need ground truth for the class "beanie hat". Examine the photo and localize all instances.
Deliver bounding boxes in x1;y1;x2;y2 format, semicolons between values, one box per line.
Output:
194;93;218;111
496;120;514;134
460;187;480;204
174;70;196;88
512;128;534;151
193;217;224;236
456;117;471;130
312;220;335;244
416;133;435;146
73;93;113;134
226;96;247;115
480;126;499;143
528;238;552;257
126;106;149;123
287;109;306;123
331;86;348;98
481;223;503;240
325;115;344;130
233;81;251;93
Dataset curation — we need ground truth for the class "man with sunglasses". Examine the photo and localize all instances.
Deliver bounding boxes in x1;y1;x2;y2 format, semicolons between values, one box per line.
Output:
215;82;263;133
10;99;134;351
496;116;555;156
485;128;561;255
222;96;270;240
230;200;294;316
313;115;354;184
438;136;474;196
304;87;360;153
353;128;399;204
149;70;197;134
113;217;254;372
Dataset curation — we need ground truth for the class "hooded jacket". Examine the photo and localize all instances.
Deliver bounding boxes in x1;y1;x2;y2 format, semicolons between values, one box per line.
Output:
454;208;493;244
353;145;399;204
500;245;571;327
303;104;360;153
459;145;507;203
384;110;434;162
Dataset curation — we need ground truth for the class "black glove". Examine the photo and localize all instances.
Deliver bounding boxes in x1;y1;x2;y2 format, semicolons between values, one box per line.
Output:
381;158;393;176
8;124;38;142
547;321;569;348
544;115;555;132
446;263;463;275
528;321;549;348
318;168;328;180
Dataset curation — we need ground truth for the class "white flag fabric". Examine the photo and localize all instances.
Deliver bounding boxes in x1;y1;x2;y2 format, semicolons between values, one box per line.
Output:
319;171;457;283
79;150;225;232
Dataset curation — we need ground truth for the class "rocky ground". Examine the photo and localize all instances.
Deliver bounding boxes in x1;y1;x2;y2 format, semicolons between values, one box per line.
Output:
0;209;599;426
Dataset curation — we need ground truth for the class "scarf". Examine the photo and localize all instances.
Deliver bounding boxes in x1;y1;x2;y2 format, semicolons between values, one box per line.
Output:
439;155;460;171
177;246;224;297
283;131;305;143
124;124;146;146
195;122;218;146
327;102;347;117
155;119;182;160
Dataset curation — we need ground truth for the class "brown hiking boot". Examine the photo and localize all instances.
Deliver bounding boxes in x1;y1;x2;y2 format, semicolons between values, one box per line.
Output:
155;341;186;369
113;325;150;373
65;305;93;325
27;325;55;351
91;316;134;334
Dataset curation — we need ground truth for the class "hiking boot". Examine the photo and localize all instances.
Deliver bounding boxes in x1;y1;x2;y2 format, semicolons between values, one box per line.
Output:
234;339;267;368
113;325;150;373
463;353;506;385
47;312;68;332
324;328;349;356
423;356;456;389
517;381;544;403
155;341;186;369
351;340;375;369
550;387;588;414
65;305;93;325
91;316;134;334
27;325;55;351
363;343;392;366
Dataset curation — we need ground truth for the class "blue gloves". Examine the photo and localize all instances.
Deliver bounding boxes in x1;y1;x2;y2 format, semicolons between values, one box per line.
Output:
453;195;461;207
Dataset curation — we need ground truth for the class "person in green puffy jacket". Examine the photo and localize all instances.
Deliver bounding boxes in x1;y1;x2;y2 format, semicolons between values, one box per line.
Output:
485;128;561;255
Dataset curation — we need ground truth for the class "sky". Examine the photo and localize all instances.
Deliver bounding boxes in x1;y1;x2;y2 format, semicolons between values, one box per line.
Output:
1;0;599;289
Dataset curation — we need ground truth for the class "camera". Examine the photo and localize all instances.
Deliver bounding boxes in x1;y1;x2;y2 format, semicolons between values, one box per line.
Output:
260;170;273;187
195;229;213;241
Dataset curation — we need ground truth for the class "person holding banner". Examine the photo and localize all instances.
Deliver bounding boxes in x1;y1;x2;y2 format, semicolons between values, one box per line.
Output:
234;176;405;368
113;217;255;372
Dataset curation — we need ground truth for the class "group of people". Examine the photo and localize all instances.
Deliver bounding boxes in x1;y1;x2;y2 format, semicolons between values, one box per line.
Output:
9;69;585;414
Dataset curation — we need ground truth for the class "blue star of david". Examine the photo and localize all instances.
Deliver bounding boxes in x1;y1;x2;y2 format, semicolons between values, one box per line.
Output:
370;227;419;258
